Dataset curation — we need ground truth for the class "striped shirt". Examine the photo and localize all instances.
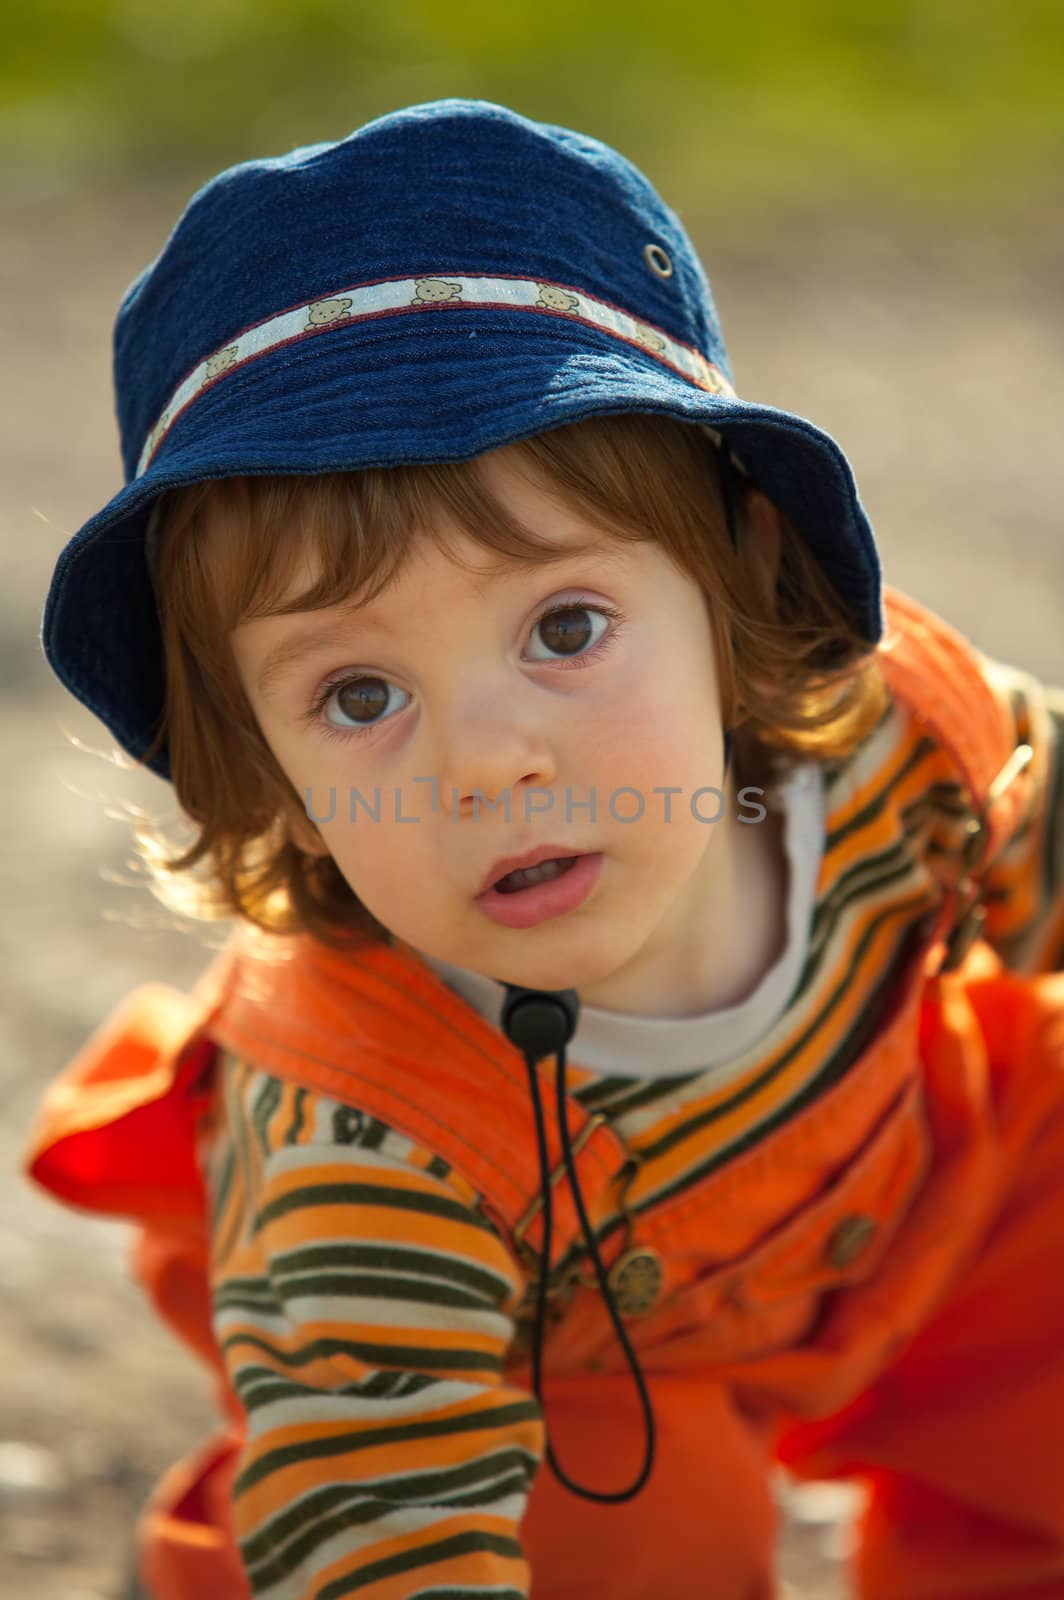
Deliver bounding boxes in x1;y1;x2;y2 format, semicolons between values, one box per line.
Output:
203;652;1064;1599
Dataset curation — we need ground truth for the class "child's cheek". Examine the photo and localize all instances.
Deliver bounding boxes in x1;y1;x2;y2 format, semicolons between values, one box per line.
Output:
315;823;391;905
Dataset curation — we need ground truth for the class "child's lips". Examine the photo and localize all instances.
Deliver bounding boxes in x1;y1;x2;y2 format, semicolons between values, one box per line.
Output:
474;852;604;929
476;844;592;897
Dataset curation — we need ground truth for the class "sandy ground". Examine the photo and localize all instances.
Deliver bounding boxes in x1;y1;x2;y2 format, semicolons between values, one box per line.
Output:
1;175;1061;1599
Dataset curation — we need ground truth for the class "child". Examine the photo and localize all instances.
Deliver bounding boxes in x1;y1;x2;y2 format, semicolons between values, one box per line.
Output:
26;99;1064;1600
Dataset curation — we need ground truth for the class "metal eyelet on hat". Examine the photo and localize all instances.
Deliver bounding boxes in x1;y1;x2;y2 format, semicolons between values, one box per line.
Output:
643;243;673;280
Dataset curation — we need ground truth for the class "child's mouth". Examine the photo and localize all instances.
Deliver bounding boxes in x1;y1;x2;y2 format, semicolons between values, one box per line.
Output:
494;856;577;894
475;853;604;930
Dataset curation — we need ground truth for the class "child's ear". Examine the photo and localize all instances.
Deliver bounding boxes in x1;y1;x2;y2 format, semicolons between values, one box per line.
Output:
738;486;784;607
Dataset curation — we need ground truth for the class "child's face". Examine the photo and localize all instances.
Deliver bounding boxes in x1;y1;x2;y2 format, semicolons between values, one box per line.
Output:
231;446;750;1010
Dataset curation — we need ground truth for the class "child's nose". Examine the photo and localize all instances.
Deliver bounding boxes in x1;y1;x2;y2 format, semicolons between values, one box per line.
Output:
436;711;561;822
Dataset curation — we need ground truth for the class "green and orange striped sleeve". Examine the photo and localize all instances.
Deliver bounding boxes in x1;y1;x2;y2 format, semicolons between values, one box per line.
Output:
974;653;1064;974
205;1051;542;1600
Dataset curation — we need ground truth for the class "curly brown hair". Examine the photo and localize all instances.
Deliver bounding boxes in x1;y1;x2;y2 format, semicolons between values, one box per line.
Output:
132;412;888;948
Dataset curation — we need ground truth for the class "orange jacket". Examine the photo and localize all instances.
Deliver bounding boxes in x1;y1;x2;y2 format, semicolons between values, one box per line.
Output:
23;586;1064;1600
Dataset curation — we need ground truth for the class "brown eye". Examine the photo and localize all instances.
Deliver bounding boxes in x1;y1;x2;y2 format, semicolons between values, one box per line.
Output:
334;677;391;724
534;606;602;658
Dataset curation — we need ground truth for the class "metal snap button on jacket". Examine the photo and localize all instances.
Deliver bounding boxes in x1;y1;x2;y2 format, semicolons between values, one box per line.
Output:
608;1245;665;1315
825;1214;878;1268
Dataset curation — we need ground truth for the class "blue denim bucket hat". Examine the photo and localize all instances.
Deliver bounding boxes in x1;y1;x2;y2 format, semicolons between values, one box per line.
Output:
42;97;883;782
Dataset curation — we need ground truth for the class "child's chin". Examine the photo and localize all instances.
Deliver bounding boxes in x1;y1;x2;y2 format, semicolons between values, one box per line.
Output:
486;942;625;998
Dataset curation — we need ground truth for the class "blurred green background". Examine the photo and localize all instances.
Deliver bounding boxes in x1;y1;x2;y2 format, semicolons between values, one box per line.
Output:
4;0;1063;221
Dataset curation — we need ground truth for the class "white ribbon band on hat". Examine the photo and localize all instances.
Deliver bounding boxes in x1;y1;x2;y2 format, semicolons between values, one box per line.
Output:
135;272;737;477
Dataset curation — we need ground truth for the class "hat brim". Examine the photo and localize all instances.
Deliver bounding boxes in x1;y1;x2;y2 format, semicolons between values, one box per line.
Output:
43;309;882;781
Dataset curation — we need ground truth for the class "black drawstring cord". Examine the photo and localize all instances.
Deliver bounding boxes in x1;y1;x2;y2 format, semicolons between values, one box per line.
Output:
500;988;656;1501
495;501;737;1496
